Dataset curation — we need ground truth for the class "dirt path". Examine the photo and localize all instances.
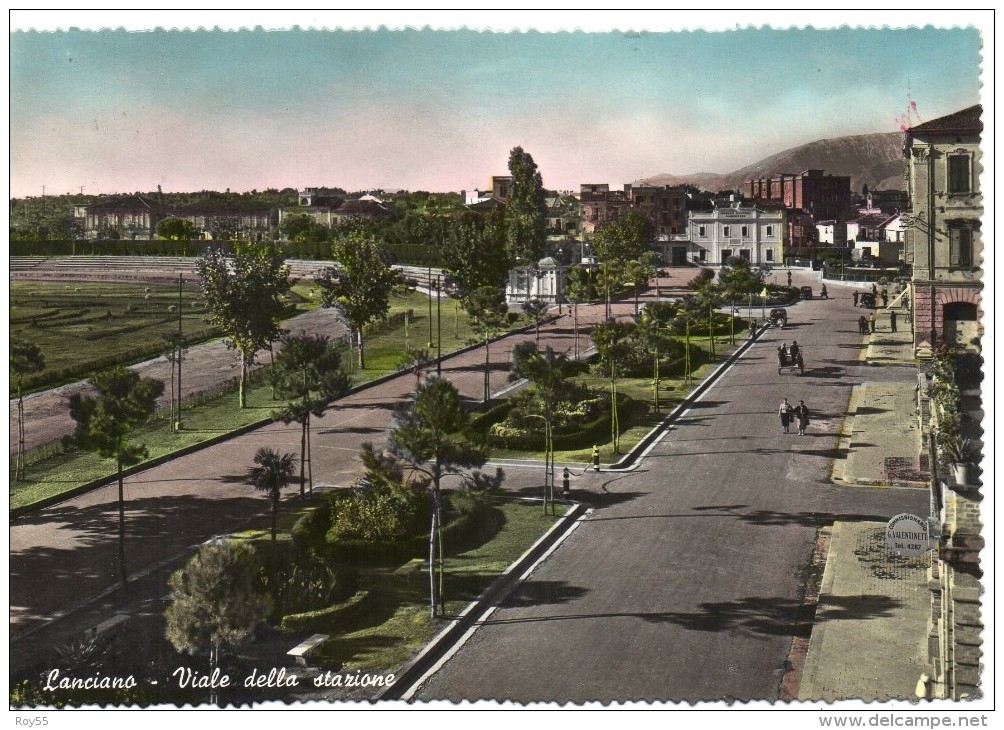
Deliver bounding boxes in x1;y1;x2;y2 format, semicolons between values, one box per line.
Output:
8;305;349;456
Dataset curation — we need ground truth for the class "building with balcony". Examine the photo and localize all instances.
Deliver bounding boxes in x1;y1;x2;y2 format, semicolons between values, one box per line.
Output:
902;105;983;356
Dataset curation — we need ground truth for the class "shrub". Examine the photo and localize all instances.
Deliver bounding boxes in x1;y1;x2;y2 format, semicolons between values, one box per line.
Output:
291;500;333;554
255;549;351;620
277;589;373;635
329;490;424;544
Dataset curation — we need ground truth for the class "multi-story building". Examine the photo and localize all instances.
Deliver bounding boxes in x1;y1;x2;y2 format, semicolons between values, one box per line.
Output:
83;194;275;240
744;169;852;222
686;205;784;266
624;184;688;238
579;184;631;234
902;105;983;356
83;195;161;239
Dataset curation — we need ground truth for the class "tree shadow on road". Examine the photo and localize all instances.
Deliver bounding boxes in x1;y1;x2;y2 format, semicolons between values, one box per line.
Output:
482;594;901;635
501;580;590;608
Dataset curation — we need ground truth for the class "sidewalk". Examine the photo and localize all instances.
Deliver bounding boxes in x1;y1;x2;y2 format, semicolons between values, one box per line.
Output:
799;304;937;702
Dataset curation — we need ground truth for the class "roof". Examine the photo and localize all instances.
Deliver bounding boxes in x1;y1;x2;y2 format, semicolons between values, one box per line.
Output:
85;195;158;211
907;105;983;137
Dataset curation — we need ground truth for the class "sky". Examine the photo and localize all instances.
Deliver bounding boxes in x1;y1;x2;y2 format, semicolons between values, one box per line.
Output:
8;10;990;198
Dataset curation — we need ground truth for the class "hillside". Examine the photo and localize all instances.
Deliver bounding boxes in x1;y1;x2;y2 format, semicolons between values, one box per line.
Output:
640;132;905;193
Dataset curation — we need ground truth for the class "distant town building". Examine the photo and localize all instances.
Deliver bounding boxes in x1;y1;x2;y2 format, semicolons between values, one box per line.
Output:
744;169;852;221
579;184;631;234
506;256;567;304
82;195;272;240
903;104;983;356
686;205;784;266
624;184;688;238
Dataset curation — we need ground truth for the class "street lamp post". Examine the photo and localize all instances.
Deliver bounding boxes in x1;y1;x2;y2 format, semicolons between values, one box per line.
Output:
427;265;434;348
526;414;553;515
436;275;442;376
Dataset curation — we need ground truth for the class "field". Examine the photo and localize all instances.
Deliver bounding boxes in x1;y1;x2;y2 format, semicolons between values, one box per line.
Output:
9;281;220;394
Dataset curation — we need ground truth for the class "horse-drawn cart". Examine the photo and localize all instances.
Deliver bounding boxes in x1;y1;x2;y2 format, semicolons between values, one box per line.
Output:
777;348;805;375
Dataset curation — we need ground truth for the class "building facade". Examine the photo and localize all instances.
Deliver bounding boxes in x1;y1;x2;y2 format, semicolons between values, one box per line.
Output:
744;169;852;222
903;105;983;356
686;206;784;266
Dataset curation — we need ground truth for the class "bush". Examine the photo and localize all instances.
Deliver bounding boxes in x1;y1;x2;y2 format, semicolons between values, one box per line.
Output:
255;548;353;620
291;500;332;554
277;589;373;635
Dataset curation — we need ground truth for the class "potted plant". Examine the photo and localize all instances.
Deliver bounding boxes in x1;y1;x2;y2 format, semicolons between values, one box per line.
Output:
939;432;976;485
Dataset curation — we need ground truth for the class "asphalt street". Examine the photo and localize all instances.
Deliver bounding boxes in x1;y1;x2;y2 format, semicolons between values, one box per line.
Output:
413;284;928;703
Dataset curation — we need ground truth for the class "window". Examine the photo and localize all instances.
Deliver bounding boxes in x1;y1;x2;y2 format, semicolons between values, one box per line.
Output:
698;249;706;261
766;225;774;237
948;155;972;194
766;249;773;262
698;225;706;237
741;225;749;237
661;198;668;210
723;225;731;237
636;196;645;204
949;225;974;268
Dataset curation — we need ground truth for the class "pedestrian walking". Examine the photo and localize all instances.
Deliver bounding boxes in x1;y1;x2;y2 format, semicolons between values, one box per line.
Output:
890;309;898;332
858;315;868;335
778;398;793;434
869;311;877;333
787;271;792;287
794;400;810;436
853;291;859;307
881;289;889;307
871;283;878;296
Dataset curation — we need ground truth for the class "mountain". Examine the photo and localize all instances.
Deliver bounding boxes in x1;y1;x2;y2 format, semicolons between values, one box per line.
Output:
639;132;905;193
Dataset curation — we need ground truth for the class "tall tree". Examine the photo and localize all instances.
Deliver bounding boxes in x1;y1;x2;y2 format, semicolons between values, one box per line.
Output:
520;298;549;344
505;146;548;264
463;286;510;404
197;242;291;408
69;366;164;586
246;447;297;544
442;212;510;296
592;211;654;265
320;232;401;369
10;341;45;481
389;377;489;617
591;320;635;454
270;333;350;498
165;541;269;687
622;254;657;317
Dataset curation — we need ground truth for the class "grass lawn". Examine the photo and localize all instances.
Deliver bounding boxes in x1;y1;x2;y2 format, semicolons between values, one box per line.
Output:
9;281;319;395
492;332;747;465
351;289;486;376
308;496;561;671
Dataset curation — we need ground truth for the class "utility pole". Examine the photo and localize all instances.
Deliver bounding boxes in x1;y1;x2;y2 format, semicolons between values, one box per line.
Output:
436;275;442;376
176;273;183;431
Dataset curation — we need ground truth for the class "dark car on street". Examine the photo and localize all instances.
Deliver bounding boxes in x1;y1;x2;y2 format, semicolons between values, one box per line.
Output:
799;286;813;300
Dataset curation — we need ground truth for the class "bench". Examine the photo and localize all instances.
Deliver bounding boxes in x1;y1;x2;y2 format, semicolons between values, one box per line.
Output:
288;633;329;666
84;614;130;641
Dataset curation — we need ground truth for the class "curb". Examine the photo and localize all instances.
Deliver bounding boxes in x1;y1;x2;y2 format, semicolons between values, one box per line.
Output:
603;324;766;472
374;500;588;701
10;316;558;520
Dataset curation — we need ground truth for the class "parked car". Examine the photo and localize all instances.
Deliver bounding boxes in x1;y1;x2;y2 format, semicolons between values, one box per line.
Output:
859;293;877;308
800;286;813;300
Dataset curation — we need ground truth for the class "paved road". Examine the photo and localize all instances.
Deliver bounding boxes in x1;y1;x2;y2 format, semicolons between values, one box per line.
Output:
9;270;699;642
412;275;928;703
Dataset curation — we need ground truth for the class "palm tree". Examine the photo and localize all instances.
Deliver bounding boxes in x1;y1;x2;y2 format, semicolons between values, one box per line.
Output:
246;447;297;543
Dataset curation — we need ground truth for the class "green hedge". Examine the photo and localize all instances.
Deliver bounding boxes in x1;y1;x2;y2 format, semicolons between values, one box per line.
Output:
277;589;373;635
472;394;648;452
